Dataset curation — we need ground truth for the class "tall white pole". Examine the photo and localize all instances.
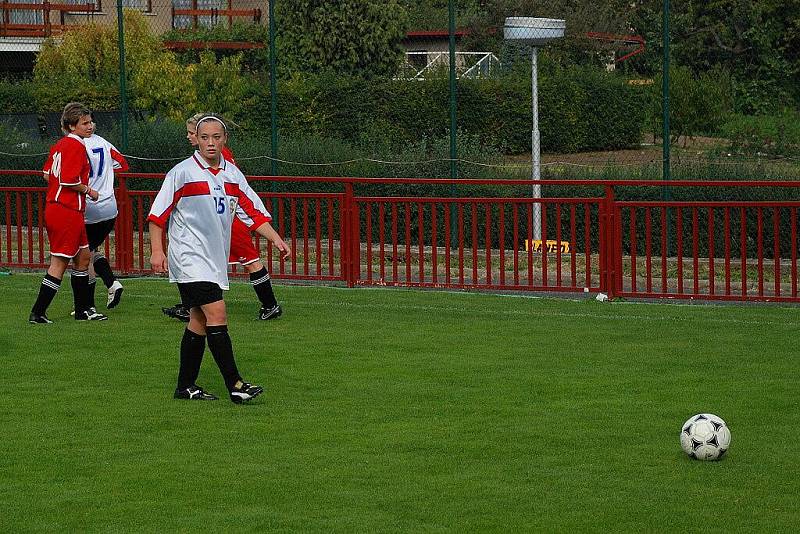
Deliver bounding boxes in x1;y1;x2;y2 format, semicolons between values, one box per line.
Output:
532;47;542;241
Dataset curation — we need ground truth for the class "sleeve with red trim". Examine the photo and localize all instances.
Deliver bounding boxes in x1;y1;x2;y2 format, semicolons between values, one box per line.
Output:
147;167;182;228
228;168;271;230
109;145;129;172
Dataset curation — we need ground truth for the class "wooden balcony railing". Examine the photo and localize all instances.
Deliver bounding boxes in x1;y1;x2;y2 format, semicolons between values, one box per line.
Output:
171;0;261;30
0;1;97;38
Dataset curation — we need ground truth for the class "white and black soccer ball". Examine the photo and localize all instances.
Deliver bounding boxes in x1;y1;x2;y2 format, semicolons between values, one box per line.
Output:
680;413;731;461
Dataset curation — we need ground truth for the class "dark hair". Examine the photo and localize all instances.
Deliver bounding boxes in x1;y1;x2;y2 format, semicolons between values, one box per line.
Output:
61;102;91;135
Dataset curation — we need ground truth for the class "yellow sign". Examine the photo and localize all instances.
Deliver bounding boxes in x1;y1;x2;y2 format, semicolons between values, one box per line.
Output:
627;78;654;86
524;240;571;253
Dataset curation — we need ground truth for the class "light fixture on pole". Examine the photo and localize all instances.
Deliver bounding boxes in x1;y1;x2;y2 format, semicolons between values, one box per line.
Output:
504;17;565;240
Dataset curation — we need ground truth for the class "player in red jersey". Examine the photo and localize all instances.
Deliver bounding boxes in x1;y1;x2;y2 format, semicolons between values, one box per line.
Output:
163;112;282;322
30;102;108;323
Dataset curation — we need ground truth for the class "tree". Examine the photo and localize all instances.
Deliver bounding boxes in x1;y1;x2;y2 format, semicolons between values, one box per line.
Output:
275;0;408;78
628;0;800;113
33;9;165;111
32;10;254;122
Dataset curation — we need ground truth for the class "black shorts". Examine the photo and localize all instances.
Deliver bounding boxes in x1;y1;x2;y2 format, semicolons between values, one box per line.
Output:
86;218;116;251
177;281;224;309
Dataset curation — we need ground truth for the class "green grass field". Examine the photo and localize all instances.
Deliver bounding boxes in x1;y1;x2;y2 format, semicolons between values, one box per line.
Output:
1;273;799;532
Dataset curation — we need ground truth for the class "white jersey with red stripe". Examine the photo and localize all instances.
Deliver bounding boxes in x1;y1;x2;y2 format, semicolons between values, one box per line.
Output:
147;151;271;289
84;134;129;224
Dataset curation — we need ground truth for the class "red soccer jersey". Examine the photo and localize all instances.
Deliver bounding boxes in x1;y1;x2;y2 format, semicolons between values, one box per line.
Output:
222;146;236;166
221;146;263;264
43;134;91;212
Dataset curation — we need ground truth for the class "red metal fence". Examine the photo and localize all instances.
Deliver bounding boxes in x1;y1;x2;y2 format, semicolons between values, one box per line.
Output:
3;171;800;303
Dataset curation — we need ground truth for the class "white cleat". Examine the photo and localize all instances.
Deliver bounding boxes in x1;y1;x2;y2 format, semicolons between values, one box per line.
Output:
107;280;123;309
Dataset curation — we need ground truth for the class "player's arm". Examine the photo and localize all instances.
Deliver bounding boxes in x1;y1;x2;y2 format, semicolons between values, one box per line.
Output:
147;170;180;273
253;221;291;260
230;172;291;259
148;222;168;273
57;145;99;200
73;182;99;201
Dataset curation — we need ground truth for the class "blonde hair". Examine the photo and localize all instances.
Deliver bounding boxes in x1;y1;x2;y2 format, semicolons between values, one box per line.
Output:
186;112;208;128
61;102;91;135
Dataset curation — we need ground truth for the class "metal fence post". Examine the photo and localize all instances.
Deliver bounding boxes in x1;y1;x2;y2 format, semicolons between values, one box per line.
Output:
116;1;128;151
342;181;354;287
448;0;458;248
601;184;617;297
114;174;133;274
269;0;278;183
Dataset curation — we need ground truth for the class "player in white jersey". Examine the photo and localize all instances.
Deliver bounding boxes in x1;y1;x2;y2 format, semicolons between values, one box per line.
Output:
84;129;128;311
148;115;290;403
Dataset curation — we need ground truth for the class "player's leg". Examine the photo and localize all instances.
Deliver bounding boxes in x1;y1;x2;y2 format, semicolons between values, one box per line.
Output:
29;254;70;323
173;282;216;400
88;218;123;308
31;204;89;323
244;260;282;320
71;246;107;321
230;224;281;320
201;296;263;404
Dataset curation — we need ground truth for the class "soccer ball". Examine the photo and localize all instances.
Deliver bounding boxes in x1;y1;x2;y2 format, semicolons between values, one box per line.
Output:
680;413;731;461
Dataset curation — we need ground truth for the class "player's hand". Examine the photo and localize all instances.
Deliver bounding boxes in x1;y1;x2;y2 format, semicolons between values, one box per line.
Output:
275;238;291;260
150;251;168;274
88;188;99;201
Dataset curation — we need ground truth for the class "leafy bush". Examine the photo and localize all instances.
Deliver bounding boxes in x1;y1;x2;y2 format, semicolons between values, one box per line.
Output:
243;66;644;155
720;111;800;158
0;123;49;174
161;23;270;71
275;0;408;78
0;78;36;113
33;9;165;112
649;65;734;141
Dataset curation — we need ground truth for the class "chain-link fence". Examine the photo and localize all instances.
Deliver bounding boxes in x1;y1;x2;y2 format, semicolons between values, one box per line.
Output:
1;0;798;182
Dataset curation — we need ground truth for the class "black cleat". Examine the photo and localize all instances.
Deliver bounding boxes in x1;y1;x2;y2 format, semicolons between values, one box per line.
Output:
29;313;53;324
174;385;218;401
230;381;263;404
75;309;108;321
107;281;124;309
258;304;282;321
162;303;190;322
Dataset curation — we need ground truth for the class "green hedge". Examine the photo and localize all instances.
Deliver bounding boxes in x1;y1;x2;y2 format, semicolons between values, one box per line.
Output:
721;111;800;158
0;78;36;113
242;66;646;155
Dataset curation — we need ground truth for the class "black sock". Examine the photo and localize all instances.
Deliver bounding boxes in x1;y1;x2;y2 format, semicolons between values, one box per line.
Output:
250;267;278;308
93;255;116;288
31;274;61;315
206;325;241;391
177;329;206;390
70;269;90;314
88;277;97;310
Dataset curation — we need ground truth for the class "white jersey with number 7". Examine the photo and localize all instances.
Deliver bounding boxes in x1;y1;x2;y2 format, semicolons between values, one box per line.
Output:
84;134;129;224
